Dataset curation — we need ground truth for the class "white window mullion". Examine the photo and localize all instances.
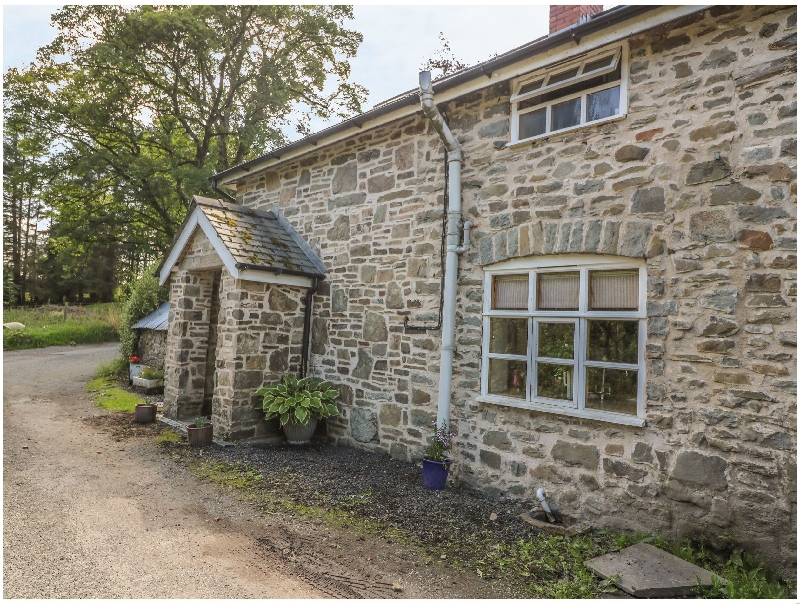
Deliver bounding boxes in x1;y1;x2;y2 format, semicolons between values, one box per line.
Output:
577;318;586;411
529;315;537;403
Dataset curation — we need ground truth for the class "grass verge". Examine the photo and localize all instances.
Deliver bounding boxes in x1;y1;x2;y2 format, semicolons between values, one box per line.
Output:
3;303;122;350
86;377;143;412
157;447;795;599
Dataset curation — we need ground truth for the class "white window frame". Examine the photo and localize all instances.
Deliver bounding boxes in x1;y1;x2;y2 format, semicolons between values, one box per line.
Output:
478;254;646;427
509;43;629;147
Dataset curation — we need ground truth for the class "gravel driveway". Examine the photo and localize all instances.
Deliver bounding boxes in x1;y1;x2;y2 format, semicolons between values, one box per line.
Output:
3;344;322;598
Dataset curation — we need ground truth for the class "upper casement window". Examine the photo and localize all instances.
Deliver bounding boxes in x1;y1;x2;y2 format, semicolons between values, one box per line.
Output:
510;44;628;145
478;255;646;427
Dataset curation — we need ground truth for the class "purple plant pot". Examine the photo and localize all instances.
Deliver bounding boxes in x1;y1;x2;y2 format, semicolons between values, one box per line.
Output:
422;458;452;491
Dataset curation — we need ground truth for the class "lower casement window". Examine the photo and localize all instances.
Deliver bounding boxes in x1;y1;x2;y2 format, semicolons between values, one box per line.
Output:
478;255;646;427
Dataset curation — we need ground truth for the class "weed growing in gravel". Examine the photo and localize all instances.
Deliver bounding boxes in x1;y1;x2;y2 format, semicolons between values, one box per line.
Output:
155;429;182;445
86;377;142;412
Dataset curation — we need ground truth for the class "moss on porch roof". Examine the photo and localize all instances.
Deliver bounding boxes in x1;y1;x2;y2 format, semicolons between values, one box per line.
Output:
190;196;325;278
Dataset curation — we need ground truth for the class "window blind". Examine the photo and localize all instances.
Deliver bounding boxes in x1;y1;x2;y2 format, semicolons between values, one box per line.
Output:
537;272;579;310
589;270;638;310
493;275;528;310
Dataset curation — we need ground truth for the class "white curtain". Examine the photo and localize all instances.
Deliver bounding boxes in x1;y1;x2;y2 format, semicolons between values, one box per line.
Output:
589;270;638;310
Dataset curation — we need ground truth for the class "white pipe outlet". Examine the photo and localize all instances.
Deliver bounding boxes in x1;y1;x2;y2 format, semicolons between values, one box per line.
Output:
419;71;470;431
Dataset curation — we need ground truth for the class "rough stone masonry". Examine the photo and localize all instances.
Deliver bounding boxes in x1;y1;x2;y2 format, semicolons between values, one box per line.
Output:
164;6;797;573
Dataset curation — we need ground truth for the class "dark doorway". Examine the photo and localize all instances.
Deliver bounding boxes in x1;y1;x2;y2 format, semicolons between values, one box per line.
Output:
202;270;222;417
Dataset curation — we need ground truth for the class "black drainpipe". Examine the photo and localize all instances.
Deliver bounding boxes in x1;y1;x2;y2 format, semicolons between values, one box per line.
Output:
300;277;319;377
210;176;238;204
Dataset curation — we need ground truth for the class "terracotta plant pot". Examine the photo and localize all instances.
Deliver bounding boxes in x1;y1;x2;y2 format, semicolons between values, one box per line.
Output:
187;424;213;447
134;403;157;424
282;417;318;445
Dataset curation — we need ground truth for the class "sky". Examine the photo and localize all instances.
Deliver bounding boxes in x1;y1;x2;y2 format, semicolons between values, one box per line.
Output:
2;4;560;140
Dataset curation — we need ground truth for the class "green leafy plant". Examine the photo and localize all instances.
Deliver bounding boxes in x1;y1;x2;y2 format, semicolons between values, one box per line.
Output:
140;366;164;380
119;268;169;360
422;420;455;462
193;416;209;428
254;374;339;426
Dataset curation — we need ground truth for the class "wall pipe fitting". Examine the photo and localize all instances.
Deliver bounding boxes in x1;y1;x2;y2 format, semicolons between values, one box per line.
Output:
419;70;471;431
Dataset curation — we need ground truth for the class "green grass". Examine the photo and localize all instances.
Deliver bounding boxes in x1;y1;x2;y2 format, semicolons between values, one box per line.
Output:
3;303;122;350
96;356;130;380
86;376;143;412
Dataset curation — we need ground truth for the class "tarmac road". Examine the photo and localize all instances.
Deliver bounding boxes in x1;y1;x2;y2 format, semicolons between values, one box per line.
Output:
3;343;323;598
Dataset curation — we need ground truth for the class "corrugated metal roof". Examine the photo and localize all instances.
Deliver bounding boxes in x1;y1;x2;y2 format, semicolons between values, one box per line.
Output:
132;301;169;331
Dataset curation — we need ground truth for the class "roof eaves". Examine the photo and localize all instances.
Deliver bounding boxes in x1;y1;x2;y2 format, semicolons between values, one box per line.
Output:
215;4;676;185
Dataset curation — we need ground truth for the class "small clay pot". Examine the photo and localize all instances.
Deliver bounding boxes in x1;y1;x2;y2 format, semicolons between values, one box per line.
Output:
134;404;157;424
187;424;213;447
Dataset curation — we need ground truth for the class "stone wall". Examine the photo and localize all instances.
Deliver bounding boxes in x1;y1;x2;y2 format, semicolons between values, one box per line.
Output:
163;227;312;439
136;329;166;371
230;6;796;571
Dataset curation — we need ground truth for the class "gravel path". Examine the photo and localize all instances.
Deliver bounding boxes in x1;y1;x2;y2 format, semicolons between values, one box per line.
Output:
3;344;322;598
3;344;518;599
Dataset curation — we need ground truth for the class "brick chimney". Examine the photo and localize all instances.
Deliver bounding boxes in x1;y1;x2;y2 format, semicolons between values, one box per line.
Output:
549;5;603;34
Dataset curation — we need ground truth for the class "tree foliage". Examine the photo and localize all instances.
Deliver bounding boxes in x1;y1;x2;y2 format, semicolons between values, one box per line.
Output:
5;5;366;303
119;267;169;360
421;32;469;79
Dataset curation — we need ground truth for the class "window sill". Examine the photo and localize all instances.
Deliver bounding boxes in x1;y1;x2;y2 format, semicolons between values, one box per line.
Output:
505;113;628;150
475;394;646;427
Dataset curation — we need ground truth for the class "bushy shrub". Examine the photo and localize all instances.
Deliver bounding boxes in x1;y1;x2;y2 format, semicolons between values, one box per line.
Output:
119;267;169;360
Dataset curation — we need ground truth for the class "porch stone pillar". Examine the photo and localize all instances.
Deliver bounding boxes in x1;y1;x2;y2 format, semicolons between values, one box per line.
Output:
163;270;214;420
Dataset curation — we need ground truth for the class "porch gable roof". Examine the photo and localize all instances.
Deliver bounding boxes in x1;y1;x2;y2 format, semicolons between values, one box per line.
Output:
157;196;325;288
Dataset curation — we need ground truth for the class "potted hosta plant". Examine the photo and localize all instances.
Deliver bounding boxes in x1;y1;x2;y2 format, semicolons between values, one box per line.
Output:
134;396;157;424
187;416;213;447
421;421;456;491
254;374;340;445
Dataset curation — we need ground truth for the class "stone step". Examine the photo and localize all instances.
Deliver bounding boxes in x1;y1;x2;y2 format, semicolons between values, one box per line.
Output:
585;542;724;597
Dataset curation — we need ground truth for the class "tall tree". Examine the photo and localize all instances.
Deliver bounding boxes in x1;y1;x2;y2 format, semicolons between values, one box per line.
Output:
37;4;366;256
3;67;54;304
4;5;367;302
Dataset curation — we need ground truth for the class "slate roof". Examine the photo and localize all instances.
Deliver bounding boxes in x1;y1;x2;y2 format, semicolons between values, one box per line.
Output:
132;301;169;331
190;196;325;278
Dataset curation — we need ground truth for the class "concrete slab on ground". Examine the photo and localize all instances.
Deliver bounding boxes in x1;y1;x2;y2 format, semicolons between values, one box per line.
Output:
585;542;722;597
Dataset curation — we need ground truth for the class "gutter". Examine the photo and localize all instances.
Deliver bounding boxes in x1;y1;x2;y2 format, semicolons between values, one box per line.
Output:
233;262;324;280
419;70;472;431
214;4;671;186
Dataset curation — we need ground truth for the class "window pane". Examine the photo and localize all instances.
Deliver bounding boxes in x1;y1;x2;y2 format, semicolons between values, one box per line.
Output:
493;275;528;310
537;363;574;401
551;97;581;131
519;108;546;139
490;318;527;356
587;320;638;364
488;358;527;399
519;79;544;95
548;66;579;85
585;367;638;415
537;322;574;359
519;62;622;108
537;272;579;310
587;86;620;122
583;54;615;73
589;269;638;310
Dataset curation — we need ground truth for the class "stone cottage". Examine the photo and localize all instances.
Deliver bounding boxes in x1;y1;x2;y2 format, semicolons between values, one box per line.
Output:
158;5;797;571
